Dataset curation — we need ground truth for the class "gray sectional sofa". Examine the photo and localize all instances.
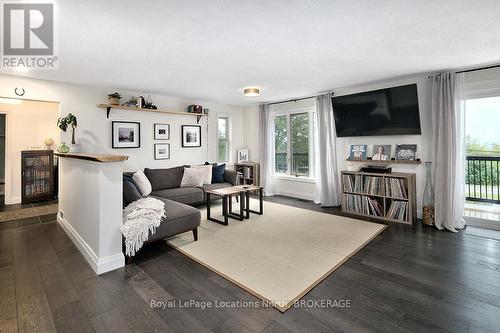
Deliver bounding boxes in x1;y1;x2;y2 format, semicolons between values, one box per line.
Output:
144;166;237;206
123;164;237;258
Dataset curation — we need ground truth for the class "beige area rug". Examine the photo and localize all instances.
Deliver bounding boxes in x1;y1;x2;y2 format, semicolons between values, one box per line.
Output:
0;204;58;222
166;199;386;312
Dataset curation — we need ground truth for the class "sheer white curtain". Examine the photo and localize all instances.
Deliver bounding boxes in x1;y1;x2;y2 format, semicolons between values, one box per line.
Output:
259;104;276;196
430;73;466;232
314;93;341;207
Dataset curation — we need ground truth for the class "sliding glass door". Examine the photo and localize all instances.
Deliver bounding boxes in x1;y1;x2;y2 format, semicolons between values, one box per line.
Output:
463;95;500;230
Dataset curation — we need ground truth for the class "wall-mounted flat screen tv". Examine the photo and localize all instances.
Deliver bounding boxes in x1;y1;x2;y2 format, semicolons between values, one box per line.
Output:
332;84;421;137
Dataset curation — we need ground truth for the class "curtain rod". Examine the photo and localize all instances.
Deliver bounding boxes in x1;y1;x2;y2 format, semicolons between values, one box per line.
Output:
429;64;500;77
456;64;500;74
267;96;315;106
267;91;334;106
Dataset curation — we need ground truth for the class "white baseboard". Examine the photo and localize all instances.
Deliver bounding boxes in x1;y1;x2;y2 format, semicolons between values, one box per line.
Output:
57;213;124;274
276;190;316;201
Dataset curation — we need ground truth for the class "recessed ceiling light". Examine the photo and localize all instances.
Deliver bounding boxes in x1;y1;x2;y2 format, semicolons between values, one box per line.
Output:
0;98;22;105
244;87;260;97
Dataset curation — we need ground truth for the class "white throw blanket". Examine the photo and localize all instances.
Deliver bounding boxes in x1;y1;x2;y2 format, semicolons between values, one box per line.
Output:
121;197;166;257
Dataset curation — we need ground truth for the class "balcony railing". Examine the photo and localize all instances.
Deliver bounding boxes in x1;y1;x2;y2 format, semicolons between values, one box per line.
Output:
275;152;309;176
466;155;500;204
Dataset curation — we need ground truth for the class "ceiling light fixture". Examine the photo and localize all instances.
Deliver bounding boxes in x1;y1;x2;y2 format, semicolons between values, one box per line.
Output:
0;98;22;105
243;87;260;97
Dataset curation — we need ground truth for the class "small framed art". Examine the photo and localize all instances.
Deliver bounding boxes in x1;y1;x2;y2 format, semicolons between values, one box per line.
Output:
372;145;391;160
154;124;170;140
154;143;170;160
182;125;201;147
237;148;249;163
395;144;417;160
112;121;141;148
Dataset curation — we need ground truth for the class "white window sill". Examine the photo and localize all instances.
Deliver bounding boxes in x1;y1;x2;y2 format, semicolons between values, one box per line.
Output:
273;175;316;183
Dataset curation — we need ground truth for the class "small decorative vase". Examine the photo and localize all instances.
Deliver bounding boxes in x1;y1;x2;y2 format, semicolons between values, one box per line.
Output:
422;161;435;226
58;143;70;153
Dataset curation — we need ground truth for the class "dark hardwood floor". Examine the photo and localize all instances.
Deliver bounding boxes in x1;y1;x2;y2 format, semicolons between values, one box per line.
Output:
1;196;500;332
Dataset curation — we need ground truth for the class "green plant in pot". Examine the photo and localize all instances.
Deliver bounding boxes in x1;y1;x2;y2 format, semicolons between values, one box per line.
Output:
108;92;122;105
57;113;80;152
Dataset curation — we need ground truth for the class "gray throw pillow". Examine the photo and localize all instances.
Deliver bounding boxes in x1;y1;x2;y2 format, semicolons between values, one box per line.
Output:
144;166;184;191
123;181;143;207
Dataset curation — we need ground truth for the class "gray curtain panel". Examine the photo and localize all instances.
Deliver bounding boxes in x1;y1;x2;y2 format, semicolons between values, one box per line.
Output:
314;93;341;207
430;73;466;232
259;104;276;196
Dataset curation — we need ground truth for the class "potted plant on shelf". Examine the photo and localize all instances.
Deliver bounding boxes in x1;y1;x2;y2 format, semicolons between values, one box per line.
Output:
107;92;122;105
57;113;80;152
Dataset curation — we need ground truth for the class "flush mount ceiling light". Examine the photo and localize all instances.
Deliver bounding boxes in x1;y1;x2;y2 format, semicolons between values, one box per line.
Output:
243;87;260;97
0;98;22;105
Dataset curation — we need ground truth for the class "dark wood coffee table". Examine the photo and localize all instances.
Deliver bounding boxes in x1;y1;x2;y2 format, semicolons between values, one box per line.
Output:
206;185;264;226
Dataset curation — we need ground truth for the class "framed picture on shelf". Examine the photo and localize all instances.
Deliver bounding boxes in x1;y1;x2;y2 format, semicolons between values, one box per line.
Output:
350;144;367;160
154;124;170;140
395;144;417;160
154;143;170;160
372;145;391;160
112;121;141;148
181;125;201;147
237;148;249;163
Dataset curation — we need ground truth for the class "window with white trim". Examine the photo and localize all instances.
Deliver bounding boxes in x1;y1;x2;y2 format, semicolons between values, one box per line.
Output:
273;108;314;177
217;116;231;162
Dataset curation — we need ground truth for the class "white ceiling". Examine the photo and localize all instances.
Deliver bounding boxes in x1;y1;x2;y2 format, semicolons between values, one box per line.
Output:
2;0;500;106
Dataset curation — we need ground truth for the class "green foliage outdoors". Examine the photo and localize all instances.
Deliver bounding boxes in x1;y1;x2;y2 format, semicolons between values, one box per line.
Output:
465;135;500;187
274;113;309;175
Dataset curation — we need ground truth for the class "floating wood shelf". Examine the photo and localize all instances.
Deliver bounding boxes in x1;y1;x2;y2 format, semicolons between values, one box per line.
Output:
97;104;207;123
346;159;421;165
54;152;129;163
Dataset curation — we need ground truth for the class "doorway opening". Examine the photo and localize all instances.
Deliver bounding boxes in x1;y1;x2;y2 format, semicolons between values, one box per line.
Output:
0;98;60;221
463;95;500;231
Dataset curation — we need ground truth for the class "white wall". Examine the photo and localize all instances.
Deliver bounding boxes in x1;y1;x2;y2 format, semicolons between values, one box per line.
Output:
0;74;246;176
0;100;60;204
335;76;432;217
244;75;435;214
245;68;500;217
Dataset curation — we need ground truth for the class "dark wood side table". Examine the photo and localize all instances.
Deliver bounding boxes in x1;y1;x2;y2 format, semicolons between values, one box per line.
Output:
235;185;264;218
206;185;264;225
206;187;246;226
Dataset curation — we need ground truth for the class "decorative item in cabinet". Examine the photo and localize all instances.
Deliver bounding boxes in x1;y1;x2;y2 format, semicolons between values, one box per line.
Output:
234;162;260;186
22;150;54;204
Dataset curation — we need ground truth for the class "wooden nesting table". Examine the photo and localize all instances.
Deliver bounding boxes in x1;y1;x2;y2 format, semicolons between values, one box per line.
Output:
205;185;264;226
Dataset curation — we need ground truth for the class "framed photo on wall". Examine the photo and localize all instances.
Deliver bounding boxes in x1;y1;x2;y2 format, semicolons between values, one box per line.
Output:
154;143;170;160
112;121;141;148
181;125;201;147
154;123;170;140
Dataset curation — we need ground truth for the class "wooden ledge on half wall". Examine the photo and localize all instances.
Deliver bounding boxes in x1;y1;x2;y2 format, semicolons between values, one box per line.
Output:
54;152;129;163
346;158;421;165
